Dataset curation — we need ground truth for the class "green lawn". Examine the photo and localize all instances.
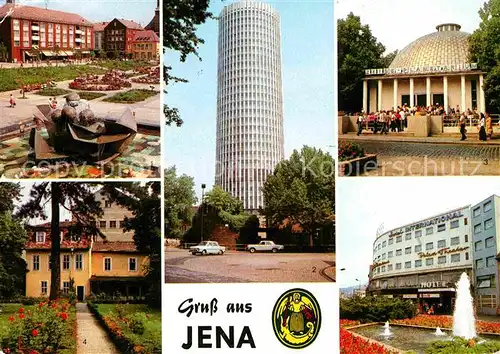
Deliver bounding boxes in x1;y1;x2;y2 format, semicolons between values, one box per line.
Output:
0;65;106;92
76;91;107;101
103;89;158;104
95;303;161;353
95;60;153;71
35;87;72;96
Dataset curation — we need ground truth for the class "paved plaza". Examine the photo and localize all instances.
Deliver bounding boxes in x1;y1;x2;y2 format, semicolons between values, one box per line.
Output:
165;248;335;283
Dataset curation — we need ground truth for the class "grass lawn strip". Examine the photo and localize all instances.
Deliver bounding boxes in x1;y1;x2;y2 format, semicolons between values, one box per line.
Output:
76;91;107;101
34;88;72;96
103;89;158;104
94;60;153;71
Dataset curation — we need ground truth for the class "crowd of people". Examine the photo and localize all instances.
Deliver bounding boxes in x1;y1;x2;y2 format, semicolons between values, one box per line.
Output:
356;103;496;141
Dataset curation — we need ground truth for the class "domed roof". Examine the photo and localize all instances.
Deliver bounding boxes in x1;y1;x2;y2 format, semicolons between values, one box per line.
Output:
389;24;471;69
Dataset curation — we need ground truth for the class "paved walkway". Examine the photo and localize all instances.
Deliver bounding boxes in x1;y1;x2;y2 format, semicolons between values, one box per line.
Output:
340;132;500;145
76;303;119;354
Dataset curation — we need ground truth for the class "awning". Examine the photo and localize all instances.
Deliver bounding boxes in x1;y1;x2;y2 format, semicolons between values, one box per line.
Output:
418;288;456;293
65;51;74;56
81;51;90;54
41;50;55;56
58;52;68;56
25;52;34;57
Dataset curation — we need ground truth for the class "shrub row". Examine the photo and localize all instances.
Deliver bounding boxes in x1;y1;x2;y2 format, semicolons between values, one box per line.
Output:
340;296;417;323
85;293;147;304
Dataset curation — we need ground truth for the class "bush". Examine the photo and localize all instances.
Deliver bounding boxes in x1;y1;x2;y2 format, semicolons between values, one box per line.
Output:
338;141;365;161
426;337;500;353
128;313;147;335
103;89;158;103
35;88;71;96
340;296;417;323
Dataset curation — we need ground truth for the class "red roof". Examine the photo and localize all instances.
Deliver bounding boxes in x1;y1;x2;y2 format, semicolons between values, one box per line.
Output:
31;221;74;229
133;30;159;43
94;21;109;32
0;4;93;26
116;19;143;30
93;241;141;253
25;239;91;250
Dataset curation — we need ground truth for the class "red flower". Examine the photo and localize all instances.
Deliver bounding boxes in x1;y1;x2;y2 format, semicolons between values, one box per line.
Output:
4;348;11;353
31;329;39;337
8;316;15;322
39;302;45;308
18;313;25;319
51;303;57;309
29;351;39;354
59;312;68;321
18;307;24;313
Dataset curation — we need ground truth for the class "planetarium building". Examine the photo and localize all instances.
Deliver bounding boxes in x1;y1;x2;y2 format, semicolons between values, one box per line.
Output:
363;23;486;114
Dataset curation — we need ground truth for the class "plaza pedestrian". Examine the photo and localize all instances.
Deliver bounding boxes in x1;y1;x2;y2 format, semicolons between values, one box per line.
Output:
356;113;364;136
9;94;16;108
479;113;487;141
486;113;493;140
459;113;467;141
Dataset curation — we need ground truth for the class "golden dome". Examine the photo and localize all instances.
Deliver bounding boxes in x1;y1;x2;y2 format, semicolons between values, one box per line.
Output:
389;24;470;69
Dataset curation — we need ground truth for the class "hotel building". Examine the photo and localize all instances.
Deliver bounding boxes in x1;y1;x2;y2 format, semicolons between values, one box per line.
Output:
363;23;486;114
0;1;94;62
215;1;284;211
368;195;500;315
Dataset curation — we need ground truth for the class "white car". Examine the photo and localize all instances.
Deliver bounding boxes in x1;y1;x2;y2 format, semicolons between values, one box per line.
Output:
246;240;284;253
190;241;226;255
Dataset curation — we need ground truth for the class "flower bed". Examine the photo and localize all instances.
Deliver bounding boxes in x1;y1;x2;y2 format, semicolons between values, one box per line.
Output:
87;302;160;354
69;69;132;91
0;300;76;354
391;315;500;334
340;319;361;328
338;141;376;176
340;328;399;354
131;67;160;85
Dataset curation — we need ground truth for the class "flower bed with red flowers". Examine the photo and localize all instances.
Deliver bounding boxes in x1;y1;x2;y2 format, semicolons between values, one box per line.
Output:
340;328;400;354
340;319;361;328
391;315;500;335
0;300;76;354
338;141;365;162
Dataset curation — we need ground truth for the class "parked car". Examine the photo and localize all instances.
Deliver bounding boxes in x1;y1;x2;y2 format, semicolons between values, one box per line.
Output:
190;241;225;255
246;240;284;253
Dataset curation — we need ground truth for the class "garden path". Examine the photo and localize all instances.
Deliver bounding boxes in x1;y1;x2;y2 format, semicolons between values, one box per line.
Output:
76;303;120;354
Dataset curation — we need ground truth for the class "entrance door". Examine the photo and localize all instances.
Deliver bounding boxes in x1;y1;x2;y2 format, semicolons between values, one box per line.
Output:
77;286;84;302
433;94;444;107
417;94;426;107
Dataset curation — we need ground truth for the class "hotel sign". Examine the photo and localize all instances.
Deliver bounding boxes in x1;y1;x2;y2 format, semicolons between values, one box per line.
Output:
418;246;469;258
419;281;447;288
365;63;478;76
388;210;464;237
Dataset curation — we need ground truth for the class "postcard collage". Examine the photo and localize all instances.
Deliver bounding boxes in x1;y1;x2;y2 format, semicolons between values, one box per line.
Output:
1;0;500;353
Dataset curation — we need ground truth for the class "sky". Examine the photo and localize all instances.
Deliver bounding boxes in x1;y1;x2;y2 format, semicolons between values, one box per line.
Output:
15;0;156;27
337;177;500;288
335;0;485;54
165;0;335;200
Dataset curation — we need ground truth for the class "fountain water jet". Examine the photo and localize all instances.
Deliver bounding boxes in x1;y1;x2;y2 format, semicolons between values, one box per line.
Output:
452;272;476;339
381;321;392;336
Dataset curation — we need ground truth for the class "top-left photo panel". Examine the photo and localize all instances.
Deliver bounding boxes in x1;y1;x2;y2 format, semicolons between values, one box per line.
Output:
0;0;161;179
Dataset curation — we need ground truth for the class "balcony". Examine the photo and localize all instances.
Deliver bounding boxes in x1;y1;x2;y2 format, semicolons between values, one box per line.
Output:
75;38;82;43
31;35;39;41
31;25;39;31
75;29;82;35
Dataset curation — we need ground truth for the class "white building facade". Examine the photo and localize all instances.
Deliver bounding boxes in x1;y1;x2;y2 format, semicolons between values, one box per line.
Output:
215;1;284;211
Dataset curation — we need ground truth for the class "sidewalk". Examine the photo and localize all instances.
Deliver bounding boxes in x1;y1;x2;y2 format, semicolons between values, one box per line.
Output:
76;303;119;354
339;132;500;145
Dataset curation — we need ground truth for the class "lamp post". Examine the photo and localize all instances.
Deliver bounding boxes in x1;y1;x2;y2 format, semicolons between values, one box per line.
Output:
200;184;206;242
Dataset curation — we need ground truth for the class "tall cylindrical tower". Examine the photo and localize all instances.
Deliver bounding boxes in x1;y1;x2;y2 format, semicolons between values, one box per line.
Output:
215;1;284;211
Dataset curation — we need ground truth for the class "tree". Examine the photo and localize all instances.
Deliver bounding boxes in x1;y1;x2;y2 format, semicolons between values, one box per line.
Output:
113;48;120;60
261;146;335;248
0;41;8;62
17;183;104;300
204;185;243;215
0;183;21;213
382;50;398;68
102;182;161;308
164;166;197;239
164;0;212;126
469;0;500;113
338;13;386;113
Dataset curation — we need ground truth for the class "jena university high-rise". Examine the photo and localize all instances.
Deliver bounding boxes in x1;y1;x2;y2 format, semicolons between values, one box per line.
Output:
215;1;284;212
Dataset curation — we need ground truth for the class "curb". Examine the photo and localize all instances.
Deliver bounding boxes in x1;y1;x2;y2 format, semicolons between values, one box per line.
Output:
339;135;500;146
320;264;335;282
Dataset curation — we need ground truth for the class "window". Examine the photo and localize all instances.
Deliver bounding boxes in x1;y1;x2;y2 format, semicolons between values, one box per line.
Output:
36;231;46;243
484;201;492;212
437;224;446;232
388;238;393;245
405;233;412;240
382;253;386;260
104;257;112;271
465;218;468;225
466;252;469;261
426;242;434;251
475;241;483;251
405;261;411;269
110;221;117;228
396;249;402;256
382;241;387;247
426;227;433;235
426;258;434;266
41;281;48;295
387;264;393;271
438;255;446;264
415;245;422;252
405;247;411;255
119;220;125;228
415;259;422;268
33;255;40;271
62;281;70;294
396;236;402;243
105;200;112;208
485;218;494;230
438;240;446;248
451;220;459;229
486;237;495;248
473;207;481;217
486;256;496;268
75;254;83;270
474;224;482;234
465;235;469;242
378;244;381;250
99;220;106;228
395;263;402;270
62;255;70;270
382;266;386;272
477;275;495;288
451;237;460;246
388;251;393;258
476;259;485;269
415;230;422;238
129;258;137;272
451;254;461;263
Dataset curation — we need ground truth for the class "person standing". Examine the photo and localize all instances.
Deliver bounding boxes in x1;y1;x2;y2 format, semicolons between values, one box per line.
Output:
357;112;364;136
9;94;15;108
459;113;467;141
486;113;493;140
400;109;406;131
479;113;487;141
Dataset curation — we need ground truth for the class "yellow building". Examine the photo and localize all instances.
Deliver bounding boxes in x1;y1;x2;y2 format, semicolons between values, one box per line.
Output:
25;222;148;301
131;30;159;61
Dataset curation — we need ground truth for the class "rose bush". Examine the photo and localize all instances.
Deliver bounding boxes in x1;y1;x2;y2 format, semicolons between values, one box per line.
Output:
338;141;365;162
340;328;398;354
1;299;74;353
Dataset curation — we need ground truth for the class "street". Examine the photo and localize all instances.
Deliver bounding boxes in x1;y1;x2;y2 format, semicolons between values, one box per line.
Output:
165;248;335;283
343;140;500;176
